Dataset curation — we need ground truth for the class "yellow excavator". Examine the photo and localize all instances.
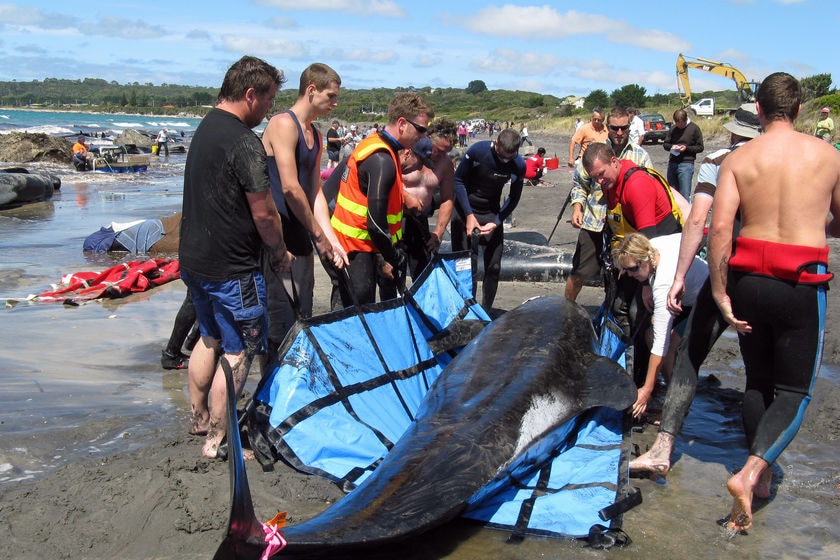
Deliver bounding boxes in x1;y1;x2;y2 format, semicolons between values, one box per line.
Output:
676;54;761;112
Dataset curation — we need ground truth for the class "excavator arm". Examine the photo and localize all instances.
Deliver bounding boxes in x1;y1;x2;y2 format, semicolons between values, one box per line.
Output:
676;54;759;106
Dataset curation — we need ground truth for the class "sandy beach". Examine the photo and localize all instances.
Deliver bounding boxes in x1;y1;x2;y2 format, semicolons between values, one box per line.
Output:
1;128;839;560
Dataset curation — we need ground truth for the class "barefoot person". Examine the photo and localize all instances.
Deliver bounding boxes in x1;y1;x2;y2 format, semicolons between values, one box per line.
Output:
179;56;294;459
708;71;840;533
630;103;762;476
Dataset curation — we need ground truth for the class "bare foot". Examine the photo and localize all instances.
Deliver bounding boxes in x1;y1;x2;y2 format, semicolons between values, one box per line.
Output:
629;451;670;476
201;424;225;459
189;410;210;436
754;468;772;499
629;431;674;476
725;471;754;533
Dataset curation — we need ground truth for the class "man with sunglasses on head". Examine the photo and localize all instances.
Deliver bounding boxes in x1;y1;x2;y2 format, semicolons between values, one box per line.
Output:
330;92;434;307
565;107;652;302
452;127;526;310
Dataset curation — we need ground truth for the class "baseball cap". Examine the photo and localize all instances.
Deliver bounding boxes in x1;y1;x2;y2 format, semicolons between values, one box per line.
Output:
412;137;434;169
821;107;830;113
723;103;762;139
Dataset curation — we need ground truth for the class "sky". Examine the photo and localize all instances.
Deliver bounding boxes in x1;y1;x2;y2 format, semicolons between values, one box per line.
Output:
0;1;837;100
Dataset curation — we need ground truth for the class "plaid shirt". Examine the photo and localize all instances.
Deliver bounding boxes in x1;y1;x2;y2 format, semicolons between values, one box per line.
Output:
570;141;652;232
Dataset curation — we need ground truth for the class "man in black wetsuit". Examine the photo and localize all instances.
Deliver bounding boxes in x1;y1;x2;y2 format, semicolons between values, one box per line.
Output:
709;71;840;533
452;127;526;310
330;92;434;307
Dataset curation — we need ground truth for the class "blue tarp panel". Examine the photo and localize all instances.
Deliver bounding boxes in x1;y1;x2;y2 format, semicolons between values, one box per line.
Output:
250;252;490;488
248;252;634;539
463;406;624;538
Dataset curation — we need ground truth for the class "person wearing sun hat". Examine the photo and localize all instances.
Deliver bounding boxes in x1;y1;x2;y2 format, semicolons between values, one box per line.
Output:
629;102;763;480
815;106;833;142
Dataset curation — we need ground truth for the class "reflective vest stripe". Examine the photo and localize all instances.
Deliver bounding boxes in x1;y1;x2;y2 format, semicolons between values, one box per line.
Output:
332;133;404;252
335;191;368;218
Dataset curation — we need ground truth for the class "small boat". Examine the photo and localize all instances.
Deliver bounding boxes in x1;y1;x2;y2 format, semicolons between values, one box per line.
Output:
0;168;60;209
90;145;150;173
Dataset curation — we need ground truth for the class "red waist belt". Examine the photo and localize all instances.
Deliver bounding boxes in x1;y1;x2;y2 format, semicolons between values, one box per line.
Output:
729;237;833;285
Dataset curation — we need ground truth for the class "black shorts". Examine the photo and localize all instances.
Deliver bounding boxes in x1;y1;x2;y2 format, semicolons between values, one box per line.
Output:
571;229;604;281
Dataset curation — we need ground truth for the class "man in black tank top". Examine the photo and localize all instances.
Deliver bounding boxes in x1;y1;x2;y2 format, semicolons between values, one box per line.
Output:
261;63;349;358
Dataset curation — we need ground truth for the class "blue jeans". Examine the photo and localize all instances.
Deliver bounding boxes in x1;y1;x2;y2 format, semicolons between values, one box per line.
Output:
667;161;695;200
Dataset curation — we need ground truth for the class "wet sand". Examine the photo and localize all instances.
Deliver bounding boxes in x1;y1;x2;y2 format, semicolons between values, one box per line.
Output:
1;132;839;559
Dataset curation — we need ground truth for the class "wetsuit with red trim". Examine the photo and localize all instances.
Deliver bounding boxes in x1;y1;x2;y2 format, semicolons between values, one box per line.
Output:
728;238;832;463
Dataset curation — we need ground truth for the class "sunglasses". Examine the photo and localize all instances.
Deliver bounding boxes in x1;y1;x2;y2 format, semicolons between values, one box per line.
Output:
406;119;427;134
622;263;641;274
609;125;630;132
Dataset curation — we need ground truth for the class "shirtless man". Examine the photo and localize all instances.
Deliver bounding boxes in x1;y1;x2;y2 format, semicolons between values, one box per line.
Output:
401;118;457;278
708;71;840;534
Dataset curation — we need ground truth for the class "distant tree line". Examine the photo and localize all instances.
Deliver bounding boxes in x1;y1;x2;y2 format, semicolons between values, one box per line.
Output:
1;73;833;122
0;77;218;114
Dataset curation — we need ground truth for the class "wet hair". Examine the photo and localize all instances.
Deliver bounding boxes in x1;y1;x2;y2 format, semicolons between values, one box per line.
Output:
427;117;458;147
496;127;521;153
612;232;656;271
756;71;802;123
298;62;341;97
218;55;286;103
387;93;435;125
581;142;614;172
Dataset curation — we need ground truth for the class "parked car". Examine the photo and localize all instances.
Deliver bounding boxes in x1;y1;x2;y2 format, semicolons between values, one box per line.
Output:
639;113;670;144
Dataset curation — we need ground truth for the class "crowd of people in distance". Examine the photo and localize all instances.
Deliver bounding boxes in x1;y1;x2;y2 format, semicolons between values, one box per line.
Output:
151;57;838;538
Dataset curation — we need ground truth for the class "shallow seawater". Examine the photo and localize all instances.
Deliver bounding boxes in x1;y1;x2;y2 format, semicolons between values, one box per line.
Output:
1;157;193;485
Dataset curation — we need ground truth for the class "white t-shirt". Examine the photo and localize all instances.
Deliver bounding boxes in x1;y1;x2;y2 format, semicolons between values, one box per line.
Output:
630;115;645;145
648;233;709;356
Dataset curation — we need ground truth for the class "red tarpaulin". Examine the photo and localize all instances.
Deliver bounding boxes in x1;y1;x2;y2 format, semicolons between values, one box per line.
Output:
36;259;180;303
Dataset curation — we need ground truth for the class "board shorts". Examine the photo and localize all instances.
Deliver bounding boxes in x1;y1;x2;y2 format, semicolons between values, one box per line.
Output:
180;269;268;356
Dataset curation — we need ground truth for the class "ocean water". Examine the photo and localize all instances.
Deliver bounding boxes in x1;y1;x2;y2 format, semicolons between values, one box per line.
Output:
0;108;204;139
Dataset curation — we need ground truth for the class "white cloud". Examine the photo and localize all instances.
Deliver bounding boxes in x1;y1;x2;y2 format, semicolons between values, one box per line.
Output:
268;16;299;29
256;0;405;17
79;17;167;39
0;3;50;25
463;6;614;39
414;54;441;68
462;6;689;52
221;35;310;59
611;26;691;53
468;48;568;76
320;47;399;64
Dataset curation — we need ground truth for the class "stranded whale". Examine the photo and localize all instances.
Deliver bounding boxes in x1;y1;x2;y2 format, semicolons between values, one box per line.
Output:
214;296;636;558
